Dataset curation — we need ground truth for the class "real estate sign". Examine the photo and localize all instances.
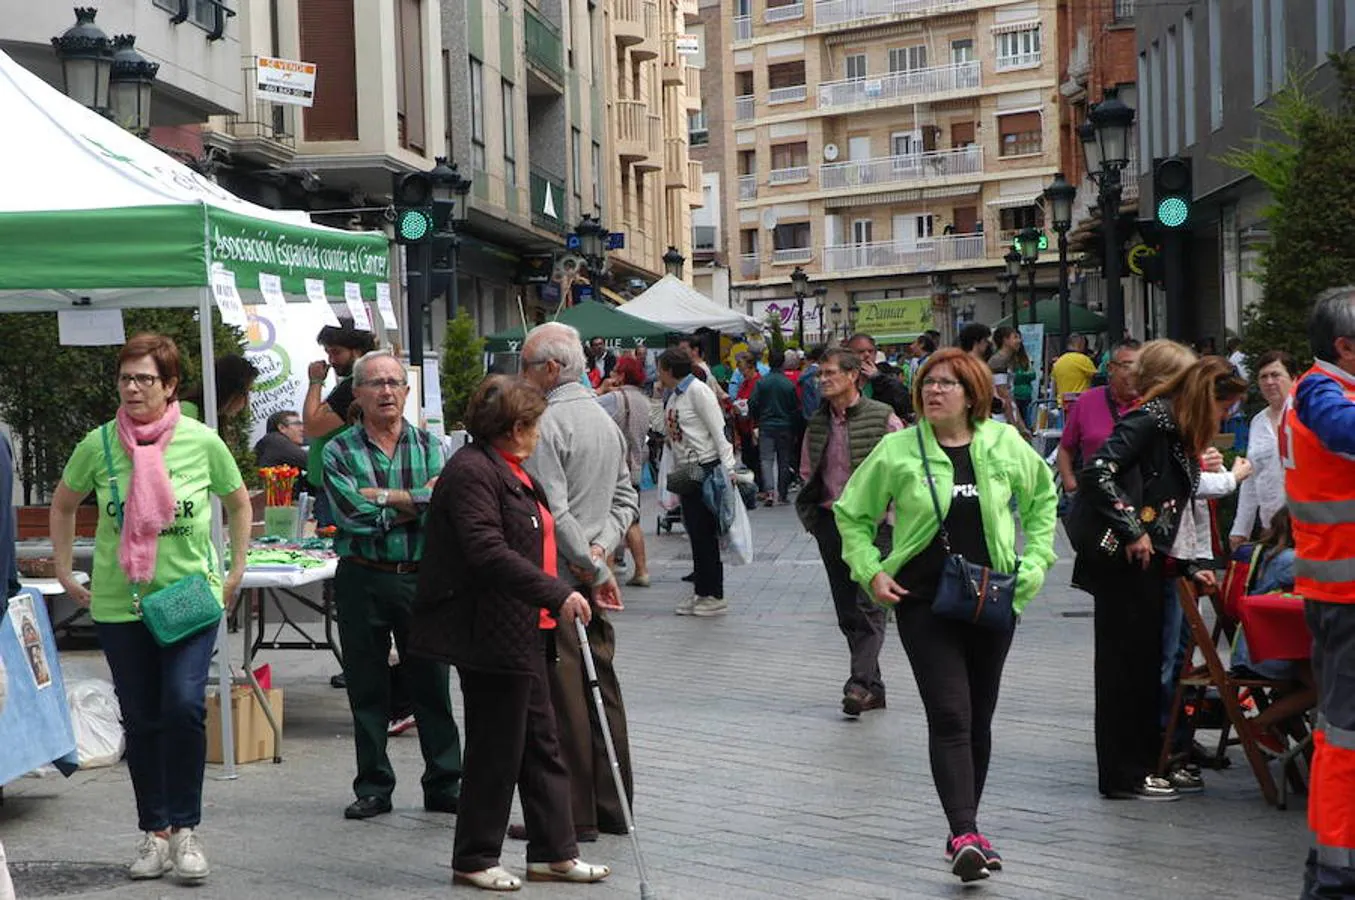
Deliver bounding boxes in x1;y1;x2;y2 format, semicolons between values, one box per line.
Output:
257;56;317;107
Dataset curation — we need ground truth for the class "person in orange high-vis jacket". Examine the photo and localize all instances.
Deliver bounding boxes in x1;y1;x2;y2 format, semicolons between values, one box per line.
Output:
1283;287;1355;899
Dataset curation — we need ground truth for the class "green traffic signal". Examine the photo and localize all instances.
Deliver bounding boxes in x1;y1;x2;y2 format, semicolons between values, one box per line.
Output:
1156;196;1189;229
397;208;433;242
1010;233;1049;252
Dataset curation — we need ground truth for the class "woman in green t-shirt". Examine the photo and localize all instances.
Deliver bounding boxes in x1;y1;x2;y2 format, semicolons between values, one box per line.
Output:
51;333;251;885
1011;345;1036;429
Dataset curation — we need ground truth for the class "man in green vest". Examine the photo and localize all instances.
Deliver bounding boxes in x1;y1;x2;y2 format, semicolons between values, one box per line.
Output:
796;347;903;717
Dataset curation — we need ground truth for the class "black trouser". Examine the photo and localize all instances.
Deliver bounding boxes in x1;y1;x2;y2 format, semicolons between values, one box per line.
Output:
739;432;761;491
680;488;723;599
1090;555;1165;795
811;515;887;699
334;562;462;802
548;602;633;836
453;647;577;872
896;598;1013;837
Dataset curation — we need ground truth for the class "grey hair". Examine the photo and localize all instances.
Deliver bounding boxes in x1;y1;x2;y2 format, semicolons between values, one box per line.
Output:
1309;285;1355;362
352;349;406;385
524;322;587;384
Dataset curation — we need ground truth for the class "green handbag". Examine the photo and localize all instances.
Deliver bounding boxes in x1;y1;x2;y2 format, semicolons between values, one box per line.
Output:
102;425;222;647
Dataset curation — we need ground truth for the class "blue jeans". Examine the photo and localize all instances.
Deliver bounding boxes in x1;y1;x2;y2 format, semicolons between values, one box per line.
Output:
1159;579;1193;753
95;621;217;832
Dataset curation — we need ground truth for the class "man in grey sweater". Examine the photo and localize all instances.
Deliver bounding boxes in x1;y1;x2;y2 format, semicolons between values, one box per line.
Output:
521;322;639;842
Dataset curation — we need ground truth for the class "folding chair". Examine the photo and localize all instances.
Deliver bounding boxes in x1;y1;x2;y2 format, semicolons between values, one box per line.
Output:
1158;577;1296;807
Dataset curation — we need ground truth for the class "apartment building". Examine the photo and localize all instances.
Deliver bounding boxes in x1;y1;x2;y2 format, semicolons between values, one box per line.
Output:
689;0;732;305
726;0;1061;339
604;0;704;287
1135;1;1355;341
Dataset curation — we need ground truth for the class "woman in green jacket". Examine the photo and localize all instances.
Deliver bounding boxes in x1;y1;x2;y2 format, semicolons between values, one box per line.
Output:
835;347;1057;884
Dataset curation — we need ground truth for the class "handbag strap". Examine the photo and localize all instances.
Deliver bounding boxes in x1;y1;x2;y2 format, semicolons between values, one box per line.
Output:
1104;386;1123;423
101;424;146;609
916;426;953;554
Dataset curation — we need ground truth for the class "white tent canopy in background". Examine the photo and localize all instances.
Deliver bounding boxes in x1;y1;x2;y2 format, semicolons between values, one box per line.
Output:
622;275;763;336
0;47;393;778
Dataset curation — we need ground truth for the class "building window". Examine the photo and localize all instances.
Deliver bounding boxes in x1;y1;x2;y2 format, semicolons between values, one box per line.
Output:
889;45;927;73
845;53;867;80
1319;0;1334;57
999;206;1042;232
1137;54;1151;173
1183;13;1196;146
688;108;709;145
571;127;582;206
1270;0;1285;89
470;58;485;171
1346;0;1355;49
997;111;1041;156
1253;0;1268;103
770;142;808;170
1166;27;1179;154
395;0;425;152
1209;0;1223;129
950;39;974;65
773;222;811;249
768;60;806;89
995;26;1040;70
442;49;453;158
591;141;602;211
1113;0;1134;22
155;0;229;35
502;80;516;186
1150;40;1163;158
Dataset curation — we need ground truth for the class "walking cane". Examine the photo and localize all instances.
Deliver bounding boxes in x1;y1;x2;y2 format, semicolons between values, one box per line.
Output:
574;618;657;900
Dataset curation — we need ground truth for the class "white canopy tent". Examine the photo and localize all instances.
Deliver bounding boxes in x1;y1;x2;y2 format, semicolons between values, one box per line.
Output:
622;275;763;335
0;49;392;776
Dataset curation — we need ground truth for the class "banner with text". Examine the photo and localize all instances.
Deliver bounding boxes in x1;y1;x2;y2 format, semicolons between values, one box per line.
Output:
854;298;933;343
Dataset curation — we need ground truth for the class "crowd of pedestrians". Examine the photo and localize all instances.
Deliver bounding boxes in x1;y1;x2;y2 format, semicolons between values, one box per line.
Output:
22;284;1355;897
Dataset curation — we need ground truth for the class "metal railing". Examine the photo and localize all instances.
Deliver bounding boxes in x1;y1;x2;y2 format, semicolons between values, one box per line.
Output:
616;100;649;154
812;0;972;29
740;253;760;278
821;234;986;274
765;1;805;21
693;225;717;250
817;60;979;110
772;247;813;264
819;146;982;191
995;50;1041;71
525;8;564;81
738;174;758;199
735;95;755;121
733;15;752;40
768;165;810;185
768;84;808;104
1113;0;1134;22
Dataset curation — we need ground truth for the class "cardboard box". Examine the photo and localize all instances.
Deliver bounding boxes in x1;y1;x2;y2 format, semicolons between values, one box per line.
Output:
206;687;283;764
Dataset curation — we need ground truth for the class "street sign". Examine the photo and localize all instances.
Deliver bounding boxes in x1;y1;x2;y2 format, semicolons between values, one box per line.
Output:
1011;232;1050;252
566;234;582;250
606;232;625;250
676;34;700;55
256;56;317;107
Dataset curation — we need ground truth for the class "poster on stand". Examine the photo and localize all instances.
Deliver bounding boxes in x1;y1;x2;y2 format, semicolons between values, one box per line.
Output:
0;588;77;784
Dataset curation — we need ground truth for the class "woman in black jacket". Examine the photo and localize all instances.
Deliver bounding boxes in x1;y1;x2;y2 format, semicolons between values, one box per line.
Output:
410;376;608;892
1075;353;1247;801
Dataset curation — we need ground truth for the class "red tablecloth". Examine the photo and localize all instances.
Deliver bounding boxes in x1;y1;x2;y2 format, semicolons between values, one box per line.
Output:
1238;593;1312;662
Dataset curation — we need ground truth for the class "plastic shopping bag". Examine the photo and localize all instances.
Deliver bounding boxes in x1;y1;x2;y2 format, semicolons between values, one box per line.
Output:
703;465;736;535
67;678;124;769
656;446;681;511
721;489;754;566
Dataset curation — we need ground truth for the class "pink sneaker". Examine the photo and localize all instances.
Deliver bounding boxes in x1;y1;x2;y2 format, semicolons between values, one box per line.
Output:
975;833;1002;871
947;833;990;883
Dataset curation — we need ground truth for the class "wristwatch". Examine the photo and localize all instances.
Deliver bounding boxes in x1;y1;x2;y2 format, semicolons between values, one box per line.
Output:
375;489;390;507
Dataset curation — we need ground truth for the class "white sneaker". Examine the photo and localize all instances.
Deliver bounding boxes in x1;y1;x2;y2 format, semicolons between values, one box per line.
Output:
169;828;210;882
692;596;728;617
128;832;172;880
674;595;697;616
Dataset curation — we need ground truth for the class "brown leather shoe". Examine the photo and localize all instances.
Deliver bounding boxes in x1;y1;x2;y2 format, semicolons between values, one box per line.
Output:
842;688;886;717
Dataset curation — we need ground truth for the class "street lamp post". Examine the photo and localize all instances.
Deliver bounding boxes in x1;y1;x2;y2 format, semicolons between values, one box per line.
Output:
790;265;809;346
52;8;113;116
662;246;685;279
829;302;843;339
1044;172;1076;343
429;157;473;318
1083;89;1136;342
574;214;609;277
109;35;158;135
1016;228;1041;326
996;274;1014;321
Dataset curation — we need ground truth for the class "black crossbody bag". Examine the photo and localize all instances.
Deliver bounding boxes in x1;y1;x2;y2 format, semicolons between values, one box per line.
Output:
917;428;1019;631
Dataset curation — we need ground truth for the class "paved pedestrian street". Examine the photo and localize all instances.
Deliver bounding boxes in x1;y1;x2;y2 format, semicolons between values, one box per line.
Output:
3;497;1311;900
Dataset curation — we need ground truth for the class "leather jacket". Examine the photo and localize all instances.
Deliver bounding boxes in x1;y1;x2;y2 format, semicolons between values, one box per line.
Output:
1071;398;1200;561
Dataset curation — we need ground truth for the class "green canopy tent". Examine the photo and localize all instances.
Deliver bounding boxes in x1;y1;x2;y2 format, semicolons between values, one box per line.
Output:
995;297;1107;335
484;300;672;352
0;49;392;776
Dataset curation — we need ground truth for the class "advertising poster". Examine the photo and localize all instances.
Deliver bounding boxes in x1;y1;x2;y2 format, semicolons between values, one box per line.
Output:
0;589;77;784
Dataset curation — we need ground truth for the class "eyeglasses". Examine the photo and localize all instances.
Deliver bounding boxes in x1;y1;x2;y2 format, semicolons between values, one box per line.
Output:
283;419;304;427
522;358;557;370
359;378;407;390
117;373;161;388
921;377;963;392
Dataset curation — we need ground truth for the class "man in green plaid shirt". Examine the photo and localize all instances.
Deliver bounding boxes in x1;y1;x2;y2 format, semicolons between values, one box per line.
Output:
321;350;461;821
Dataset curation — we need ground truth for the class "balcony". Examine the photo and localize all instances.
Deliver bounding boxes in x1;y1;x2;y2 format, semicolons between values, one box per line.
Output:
693;225;717;252
819;146;983;192
216;98;297;166
995;51;1041;72
733;15;752;40
1113;0;1134;22
768;84;808;105
739;254;760;278
772;247;813;264
768;165;810;185
638;114;664;172
661;36;684;86
688;161;705;203
764;1;805;22
811;0;973;31
525;8;565;85
817;60;980;112
665;138;689;186
738;174;758;199
684;66;702;110
529;167;568;233
616;100;658;164
821;234;986;275
680;0;701;23
735;95;755;121
614;0;646;45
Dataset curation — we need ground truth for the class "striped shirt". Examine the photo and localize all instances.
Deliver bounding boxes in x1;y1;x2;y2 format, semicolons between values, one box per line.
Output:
321;422;443;562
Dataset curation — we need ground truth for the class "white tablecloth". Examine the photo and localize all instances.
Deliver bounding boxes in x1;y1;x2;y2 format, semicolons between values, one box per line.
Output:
240;559;337;590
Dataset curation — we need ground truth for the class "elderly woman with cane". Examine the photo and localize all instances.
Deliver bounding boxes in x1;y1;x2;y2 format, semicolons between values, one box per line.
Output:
411;376;608;891
51;333;252;884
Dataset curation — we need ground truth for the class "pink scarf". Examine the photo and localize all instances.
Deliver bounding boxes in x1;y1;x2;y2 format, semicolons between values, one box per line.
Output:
115;402;182;583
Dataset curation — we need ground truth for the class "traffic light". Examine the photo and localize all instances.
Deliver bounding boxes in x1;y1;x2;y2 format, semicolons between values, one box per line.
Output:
392;172;434;244
1153;157;1193;230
